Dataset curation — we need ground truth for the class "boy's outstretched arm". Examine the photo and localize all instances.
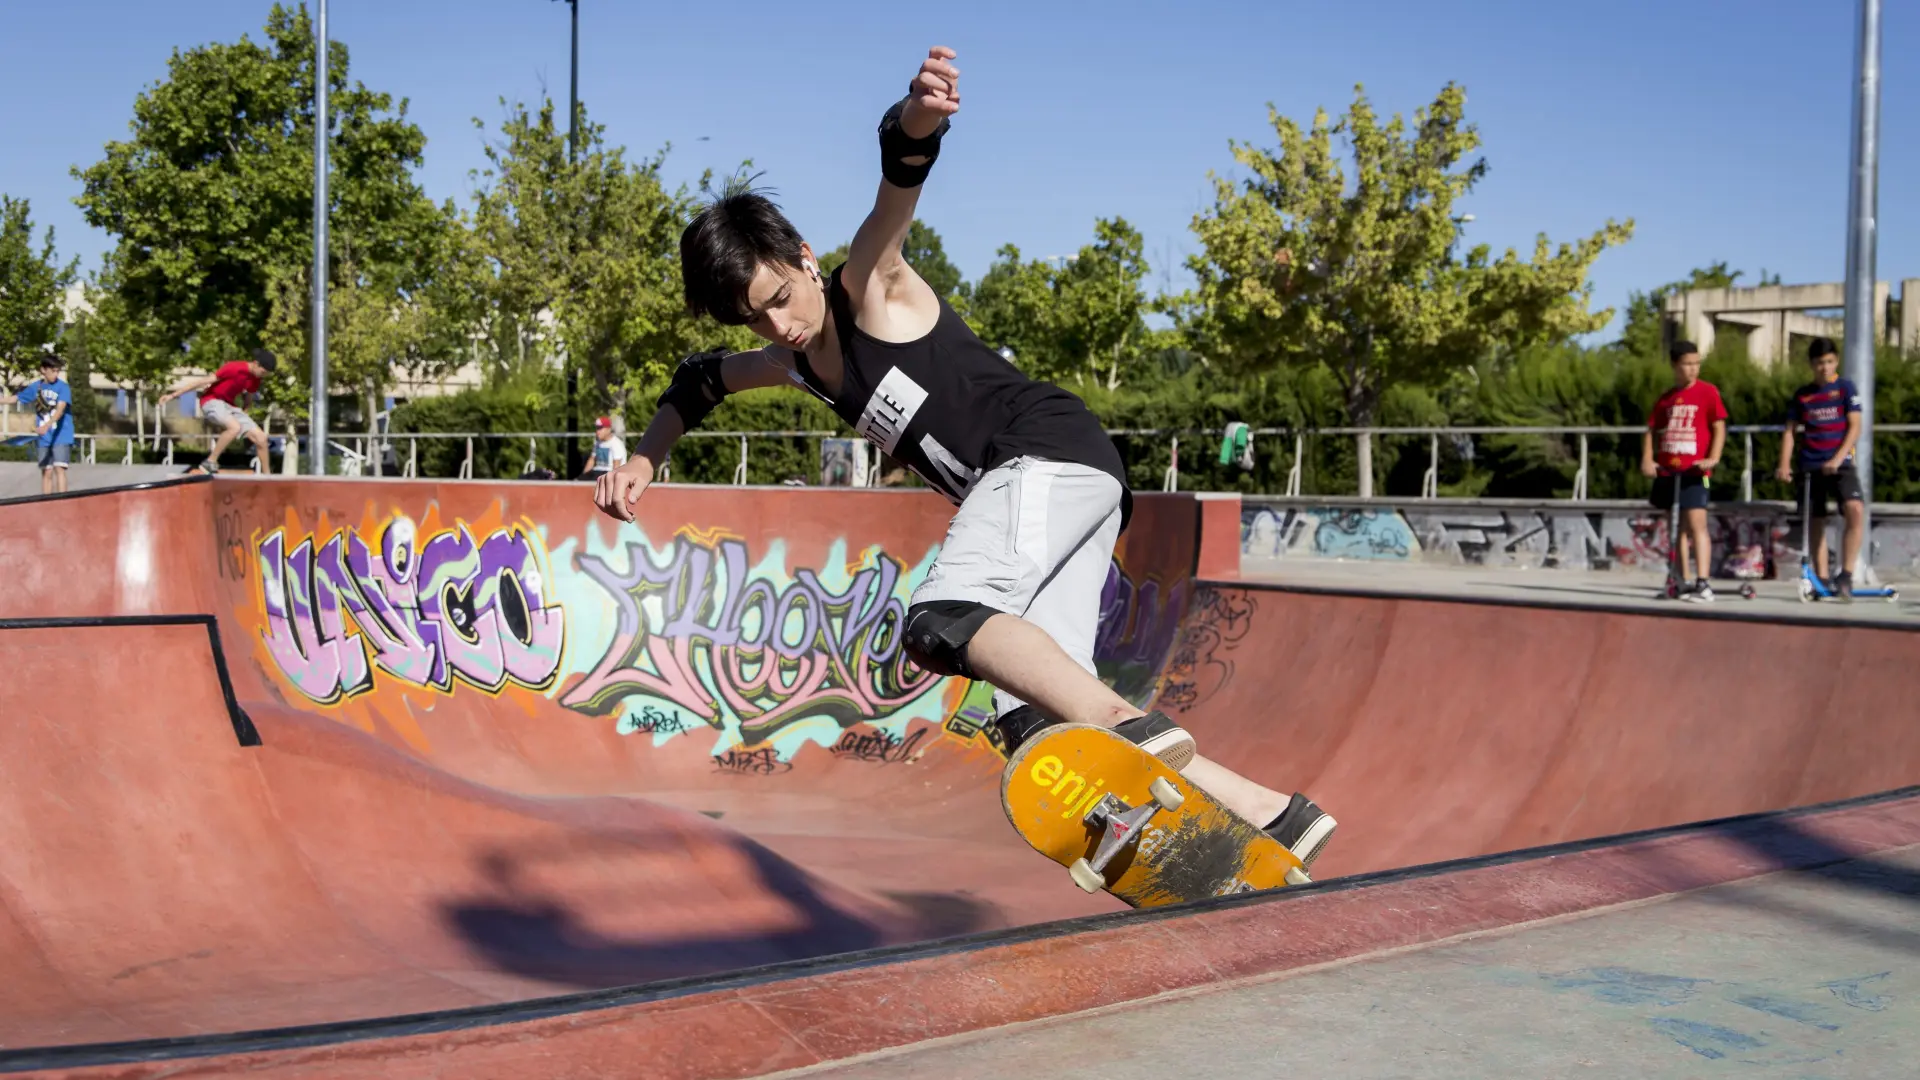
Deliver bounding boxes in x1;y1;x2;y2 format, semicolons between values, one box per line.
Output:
593;348;792;522
157;374;217;406
841;47;961;315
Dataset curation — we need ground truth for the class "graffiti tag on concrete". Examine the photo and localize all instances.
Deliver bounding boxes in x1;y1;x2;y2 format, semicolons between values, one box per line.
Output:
561;531;939;748
255;513;565;704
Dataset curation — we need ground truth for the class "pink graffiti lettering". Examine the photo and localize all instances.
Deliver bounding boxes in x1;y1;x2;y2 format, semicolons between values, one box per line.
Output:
256;516;565;703
563;535;938;745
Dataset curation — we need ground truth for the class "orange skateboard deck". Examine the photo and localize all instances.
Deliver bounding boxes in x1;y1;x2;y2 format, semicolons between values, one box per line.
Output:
1001;723;1310;907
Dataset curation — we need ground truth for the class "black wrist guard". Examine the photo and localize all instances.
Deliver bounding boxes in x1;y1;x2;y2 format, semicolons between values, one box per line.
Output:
877;97;950;188
657;348;731;429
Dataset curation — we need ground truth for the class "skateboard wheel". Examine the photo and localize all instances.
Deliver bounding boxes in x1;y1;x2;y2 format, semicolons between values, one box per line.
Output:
1285;867;1311;887
1148;776;1185;812
1069;858;1105;894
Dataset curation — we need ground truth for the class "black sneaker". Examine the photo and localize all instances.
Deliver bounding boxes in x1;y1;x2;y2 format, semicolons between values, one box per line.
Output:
1111;711;1196;771
1835;571;1854;602
993;705;1060;753
1265;793;1338;871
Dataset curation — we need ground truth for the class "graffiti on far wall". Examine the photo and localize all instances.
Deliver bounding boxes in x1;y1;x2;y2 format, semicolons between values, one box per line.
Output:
254;511;566;704
559;528;944;751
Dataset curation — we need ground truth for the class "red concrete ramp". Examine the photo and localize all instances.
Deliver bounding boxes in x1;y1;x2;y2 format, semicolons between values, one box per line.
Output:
5;477;1920;1077
1150;583;1920;880
0;619;976;1048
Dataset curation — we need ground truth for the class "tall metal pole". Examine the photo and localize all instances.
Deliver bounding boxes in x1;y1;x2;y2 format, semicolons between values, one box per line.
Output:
563;0;581;479
309;0;330;475
1842;0;1882;575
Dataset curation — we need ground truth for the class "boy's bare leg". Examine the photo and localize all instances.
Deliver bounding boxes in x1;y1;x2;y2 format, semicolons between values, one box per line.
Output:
1686;508;1711;581
246;428;271;473
54;466;68;494
40;467;54;496
1811;516;1830;578
1841;499;1865;576
965;612;1294;825
204;422;242;470
965;612;1134;728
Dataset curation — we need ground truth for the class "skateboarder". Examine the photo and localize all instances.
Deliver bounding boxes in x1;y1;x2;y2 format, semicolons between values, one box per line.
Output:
158;348;276;475
1775;336;1864;599
14;353;75;495
1641;340;1727;601
592;45;1336;870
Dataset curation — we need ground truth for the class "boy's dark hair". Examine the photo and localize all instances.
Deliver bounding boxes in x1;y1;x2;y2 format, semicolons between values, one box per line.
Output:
1669;340;1699;362
680;191;808;325
251;347;278;372
38;353;63;371
1807;336;1838;362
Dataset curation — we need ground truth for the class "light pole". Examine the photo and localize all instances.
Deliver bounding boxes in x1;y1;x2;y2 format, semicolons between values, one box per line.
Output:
1842;0;1883;580
310;0;330;475
554;0;581;478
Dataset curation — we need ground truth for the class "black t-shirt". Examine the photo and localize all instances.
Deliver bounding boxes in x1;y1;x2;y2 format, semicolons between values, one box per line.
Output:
785;268;1131;525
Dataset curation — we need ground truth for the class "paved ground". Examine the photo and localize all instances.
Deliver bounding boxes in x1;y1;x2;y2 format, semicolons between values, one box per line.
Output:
1240;557;1918;627
788;844;1920;1079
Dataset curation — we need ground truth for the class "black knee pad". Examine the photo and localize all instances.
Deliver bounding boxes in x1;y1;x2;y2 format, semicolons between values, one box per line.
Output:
904;599;1001;678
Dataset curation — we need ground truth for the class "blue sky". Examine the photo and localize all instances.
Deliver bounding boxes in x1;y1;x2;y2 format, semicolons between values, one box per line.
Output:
2;1;1913;341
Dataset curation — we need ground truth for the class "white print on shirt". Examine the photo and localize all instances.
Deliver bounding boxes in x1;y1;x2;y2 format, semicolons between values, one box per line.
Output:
855;367;928;455
1660;402;1701;457
917;433;982;503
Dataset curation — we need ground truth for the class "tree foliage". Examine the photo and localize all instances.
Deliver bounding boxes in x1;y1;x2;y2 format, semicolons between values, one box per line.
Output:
459;97;725;429
0;196;77;379
71;3;446;377
1179;82;1633;491
957;217;1152;389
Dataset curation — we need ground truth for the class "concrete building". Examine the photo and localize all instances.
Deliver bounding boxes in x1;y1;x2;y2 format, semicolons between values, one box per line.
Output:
1664;278;1918;368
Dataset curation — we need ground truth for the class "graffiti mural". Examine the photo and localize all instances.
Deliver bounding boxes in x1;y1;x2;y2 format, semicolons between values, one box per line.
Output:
1239;502;1856;579
255;512;566;704
1159;585;1257;714
1096;560;1189;705
559;529;942;749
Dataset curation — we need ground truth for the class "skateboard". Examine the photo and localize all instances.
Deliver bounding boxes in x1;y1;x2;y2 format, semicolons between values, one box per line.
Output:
1001;723;1311;907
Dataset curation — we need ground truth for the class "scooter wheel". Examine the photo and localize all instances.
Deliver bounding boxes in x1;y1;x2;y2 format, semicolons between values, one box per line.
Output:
1740;583;1757;600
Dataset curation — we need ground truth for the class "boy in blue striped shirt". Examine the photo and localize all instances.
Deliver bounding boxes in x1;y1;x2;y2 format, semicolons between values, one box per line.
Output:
1776;337;1864;599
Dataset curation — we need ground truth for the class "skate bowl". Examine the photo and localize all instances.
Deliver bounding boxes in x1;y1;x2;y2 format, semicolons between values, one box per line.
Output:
2;475;1918;1076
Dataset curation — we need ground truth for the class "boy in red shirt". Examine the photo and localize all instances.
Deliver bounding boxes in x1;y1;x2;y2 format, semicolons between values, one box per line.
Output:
1641;340;1728;601
158;348;276;474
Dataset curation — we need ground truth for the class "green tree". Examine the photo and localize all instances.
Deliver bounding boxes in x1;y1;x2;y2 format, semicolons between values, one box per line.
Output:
72;3;447;372
1054;218;1150;389
0;196;77;379
1181;82;1633;494
463;97;724;435
955;243;1063;374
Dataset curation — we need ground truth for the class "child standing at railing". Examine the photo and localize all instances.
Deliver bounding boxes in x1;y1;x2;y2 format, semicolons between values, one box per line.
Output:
1642;340;1729;601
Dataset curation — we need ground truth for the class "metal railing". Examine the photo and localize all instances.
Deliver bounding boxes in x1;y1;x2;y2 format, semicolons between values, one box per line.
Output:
16;420;1920;500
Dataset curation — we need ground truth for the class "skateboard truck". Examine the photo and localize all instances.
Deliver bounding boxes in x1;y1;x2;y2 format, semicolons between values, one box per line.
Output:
1069;778;1185;893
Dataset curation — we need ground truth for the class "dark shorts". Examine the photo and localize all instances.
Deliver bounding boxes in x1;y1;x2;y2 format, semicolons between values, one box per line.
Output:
1651;471;1710;511
1801;462;1864;518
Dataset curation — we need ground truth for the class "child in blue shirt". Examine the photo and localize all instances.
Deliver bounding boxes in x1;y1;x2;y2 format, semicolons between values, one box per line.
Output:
1776;337;1864;599
14;354;74;495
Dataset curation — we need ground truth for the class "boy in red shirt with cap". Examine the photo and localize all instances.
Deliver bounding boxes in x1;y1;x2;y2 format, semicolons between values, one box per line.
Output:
1641;340;1728;601
159;348;277;474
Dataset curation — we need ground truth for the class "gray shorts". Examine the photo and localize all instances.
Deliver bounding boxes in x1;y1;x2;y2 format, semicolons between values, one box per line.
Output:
37;444;71;469
201;398;259;435
910;456;1124;719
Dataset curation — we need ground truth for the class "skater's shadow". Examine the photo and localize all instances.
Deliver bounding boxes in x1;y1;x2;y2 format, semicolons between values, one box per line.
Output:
442;830;998;990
